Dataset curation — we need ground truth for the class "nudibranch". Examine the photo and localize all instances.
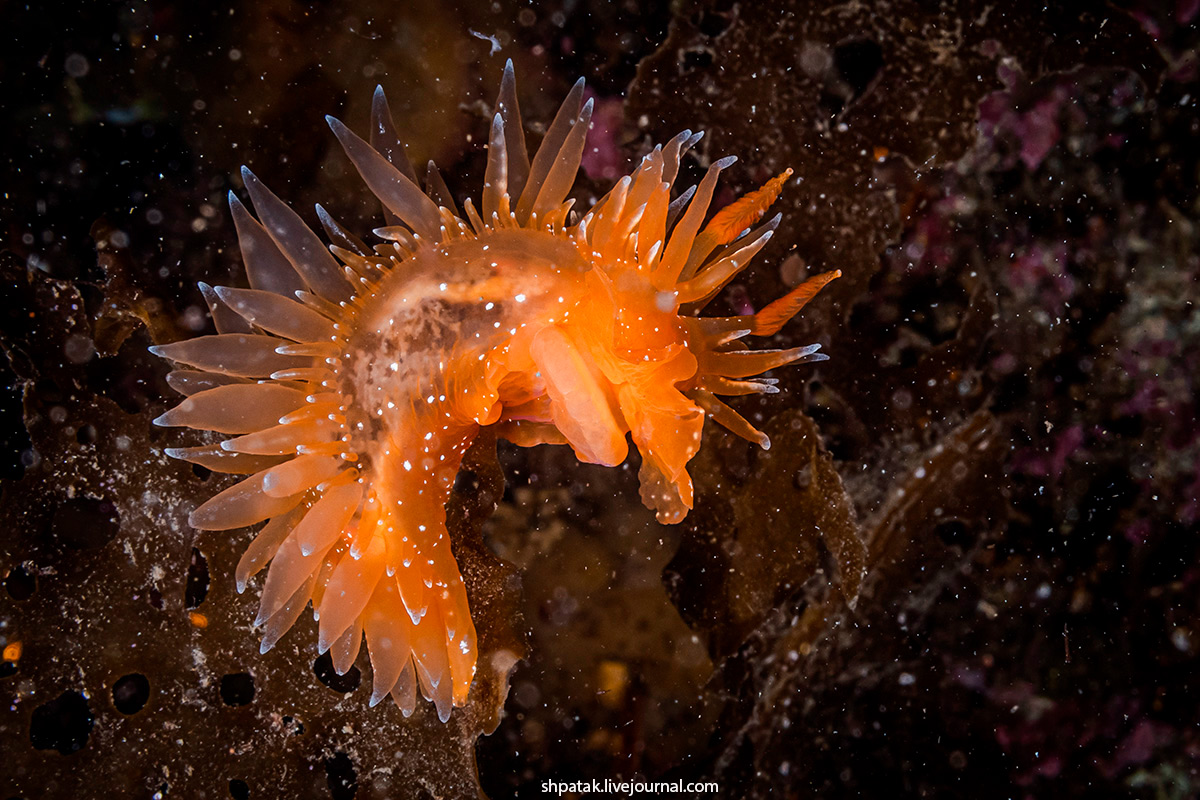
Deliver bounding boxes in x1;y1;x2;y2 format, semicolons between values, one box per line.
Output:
153;63;839;721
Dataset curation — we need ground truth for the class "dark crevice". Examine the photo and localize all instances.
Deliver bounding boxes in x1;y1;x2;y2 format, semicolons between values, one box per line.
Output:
30;691;94;755
313;652;361;695
4;564;36;600
325;752;357;800
219;672;255;706
112;673;150;715
184;547;209;609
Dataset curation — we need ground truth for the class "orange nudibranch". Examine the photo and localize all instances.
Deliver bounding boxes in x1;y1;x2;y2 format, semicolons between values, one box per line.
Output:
153;62;838;721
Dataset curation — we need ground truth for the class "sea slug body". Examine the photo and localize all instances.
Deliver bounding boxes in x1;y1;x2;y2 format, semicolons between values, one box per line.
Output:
153;62;839;721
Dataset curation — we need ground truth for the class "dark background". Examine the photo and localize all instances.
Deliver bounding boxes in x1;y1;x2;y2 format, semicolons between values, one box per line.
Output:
1;1;1198;798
